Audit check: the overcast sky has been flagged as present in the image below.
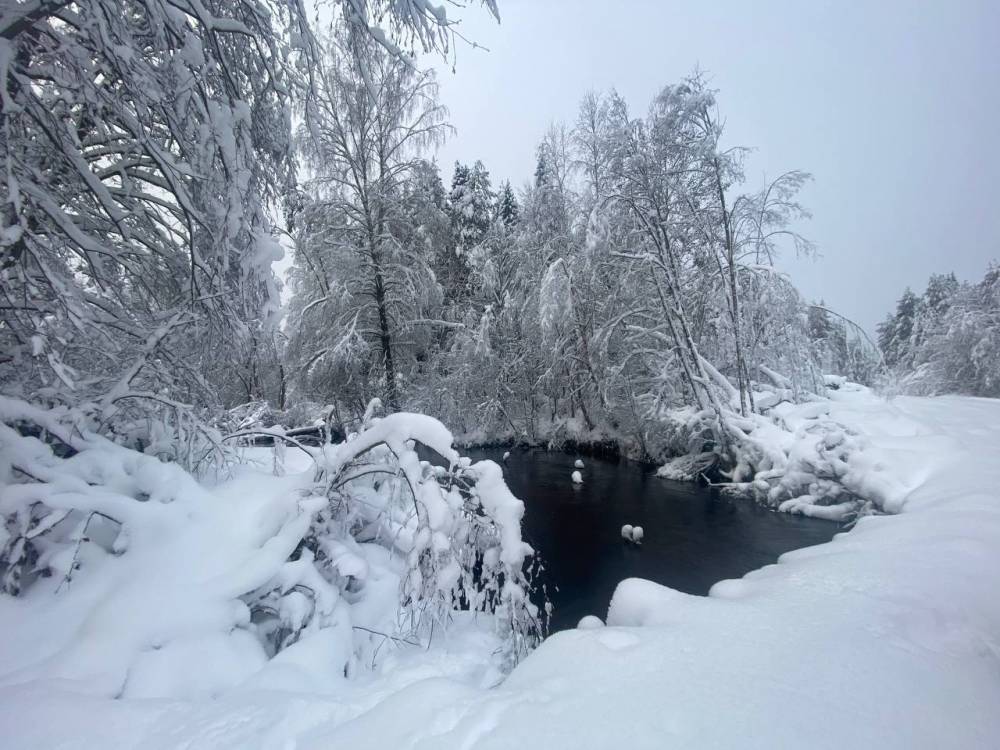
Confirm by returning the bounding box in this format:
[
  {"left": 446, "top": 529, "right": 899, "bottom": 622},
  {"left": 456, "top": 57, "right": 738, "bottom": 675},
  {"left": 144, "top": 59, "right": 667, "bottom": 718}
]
[{"left": 425, "top": 0, "right": 1000, "bottom": 332}]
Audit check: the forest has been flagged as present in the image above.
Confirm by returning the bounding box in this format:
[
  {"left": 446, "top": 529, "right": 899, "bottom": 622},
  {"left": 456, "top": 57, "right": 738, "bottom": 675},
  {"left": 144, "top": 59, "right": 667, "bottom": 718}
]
[
  {"left": 3, "top": 0, "right": 994, "bottom": 472},
  {"left": 0, "top": 1, "right": 886, "bottom": 466}
]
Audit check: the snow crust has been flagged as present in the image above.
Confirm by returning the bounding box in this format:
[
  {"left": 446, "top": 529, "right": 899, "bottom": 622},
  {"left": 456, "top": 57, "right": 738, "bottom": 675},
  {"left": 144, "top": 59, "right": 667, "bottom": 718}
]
[{"left": 3, "top": 389, "right": 1000, "bottom": 747}]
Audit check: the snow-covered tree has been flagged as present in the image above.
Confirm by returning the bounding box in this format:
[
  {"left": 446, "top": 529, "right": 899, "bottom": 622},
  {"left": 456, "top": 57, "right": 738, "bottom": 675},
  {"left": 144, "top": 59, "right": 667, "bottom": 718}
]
[
  {"left": 877, "top": 288, "right": 921, "bottom": 369},
  {"left": 378, "top": 74, "right": 836, "bottom": 464},
  {"left": 495, "top": 180, "right": 520, "bottom": 227},
  {"left": 288, "top": 25, "right": 447, "bottom": 412},
  {"left": 573, "top": 90, "right": 614, "bottom": 208},
  {"left": 0, "top": 0, "right": 496, "bottom": 451},
  {"left": 0, "top": 0, "right": 315, "bottom": 432},
  {"left": 883, "top": 267, "right": 1000, "bottom": 397},
  {"left": 450, "top": 160, "right": 494, "bottom": 255}
]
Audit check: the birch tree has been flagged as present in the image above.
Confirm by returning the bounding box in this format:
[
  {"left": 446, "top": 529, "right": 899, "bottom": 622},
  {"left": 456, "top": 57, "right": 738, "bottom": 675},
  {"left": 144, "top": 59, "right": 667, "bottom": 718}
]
[{"left": 289, "top": 25, "right": 447, "bottom": 411}]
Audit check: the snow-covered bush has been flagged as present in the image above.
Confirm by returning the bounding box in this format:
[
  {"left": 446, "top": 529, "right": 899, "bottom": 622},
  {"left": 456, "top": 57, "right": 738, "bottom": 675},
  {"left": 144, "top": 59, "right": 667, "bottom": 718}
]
[
  {"left": 654, "top": 379, "right": 888, "bottom": 521},
  {"left": 308, "top": 410, "right": 543, "bottom": 667},
  {"left": 717, "top": 383, "right": 885, "bottom": 520},
  {"left": 0, "top": 396, "right": 541, "bottom": 697}
]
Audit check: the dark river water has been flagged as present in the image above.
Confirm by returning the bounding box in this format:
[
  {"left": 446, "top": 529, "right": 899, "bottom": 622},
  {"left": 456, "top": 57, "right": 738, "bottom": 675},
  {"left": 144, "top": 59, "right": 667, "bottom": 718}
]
[{"left": 467, "top": 448, "right": 842, "bottom": 633}]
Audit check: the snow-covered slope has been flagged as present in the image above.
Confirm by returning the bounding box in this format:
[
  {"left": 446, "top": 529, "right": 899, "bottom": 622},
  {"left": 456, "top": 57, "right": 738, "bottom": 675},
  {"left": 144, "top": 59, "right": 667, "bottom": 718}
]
[{"left": 3, "top": 389, "right": 999, "bottom": 748}]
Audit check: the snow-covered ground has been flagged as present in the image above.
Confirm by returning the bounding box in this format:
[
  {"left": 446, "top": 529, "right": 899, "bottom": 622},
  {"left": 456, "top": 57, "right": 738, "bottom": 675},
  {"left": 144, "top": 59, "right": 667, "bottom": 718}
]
[{"left": 2, "top": 388, "right": 999, "bottom": 748}]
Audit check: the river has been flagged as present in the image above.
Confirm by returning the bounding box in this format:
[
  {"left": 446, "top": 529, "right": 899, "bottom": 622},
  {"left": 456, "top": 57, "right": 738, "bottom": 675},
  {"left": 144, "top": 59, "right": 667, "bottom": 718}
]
[{"left": 467, "top": 447, "right": 842, "bottom": 632}]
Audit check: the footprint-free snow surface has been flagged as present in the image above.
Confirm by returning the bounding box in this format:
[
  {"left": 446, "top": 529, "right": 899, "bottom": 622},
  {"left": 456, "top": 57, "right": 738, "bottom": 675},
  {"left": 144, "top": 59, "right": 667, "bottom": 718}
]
[{"left": 3, "top": 388, "right": 1000, "bottom": 748}]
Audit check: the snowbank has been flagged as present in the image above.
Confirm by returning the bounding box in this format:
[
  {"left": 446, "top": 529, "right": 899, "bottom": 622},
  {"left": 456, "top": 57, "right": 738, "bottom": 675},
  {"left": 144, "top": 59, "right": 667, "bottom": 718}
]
[
  {"left": 2, "top": 389, "right": 999, "bottom": 747},
  {"left": 658, "top": 382, "right": 929, "bottom": 520}
]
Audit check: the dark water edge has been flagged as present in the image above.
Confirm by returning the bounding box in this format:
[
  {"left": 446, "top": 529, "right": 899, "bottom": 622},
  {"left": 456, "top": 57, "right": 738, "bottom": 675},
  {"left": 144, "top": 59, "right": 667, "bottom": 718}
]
[
  {"left": 465, "top": 447, "right": 842, "bottom": 633},
  {"left": 459, "top": 436, "right": 627, "bottom": 461}
]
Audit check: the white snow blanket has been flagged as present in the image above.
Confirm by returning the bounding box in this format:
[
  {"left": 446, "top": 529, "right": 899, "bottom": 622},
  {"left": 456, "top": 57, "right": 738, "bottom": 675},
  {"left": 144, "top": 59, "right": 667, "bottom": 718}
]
[{"left": 2, "top": 388, "right": 999, "bottom": 748}]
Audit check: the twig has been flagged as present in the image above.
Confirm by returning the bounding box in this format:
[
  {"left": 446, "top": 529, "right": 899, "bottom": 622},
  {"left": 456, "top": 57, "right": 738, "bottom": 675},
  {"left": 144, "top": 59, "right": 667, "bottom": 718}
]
[
  {"left": 352, "top": 625, "right": 418, "bottom": 647},
  {"left": 221, "top": 430, "right": 317, "bottom": 459}
]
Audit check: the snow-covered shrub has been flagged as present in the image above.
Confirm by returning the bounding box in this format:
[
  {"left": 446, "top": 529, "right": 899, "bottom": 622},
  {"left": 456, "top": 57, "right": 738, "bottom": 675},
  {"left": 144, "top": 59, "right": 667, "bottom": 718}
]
[
  {"left": 0, "top": 396, "right": 542, "bottom": 697},
  {"left": 651, "top": 405, "right": 720, "bottom": 478},
  {"left": 226, "top": 401, "right": 281, "bottom": 432},
  {"left": 652, "top": 378, "right": 887, "bottom": 520},
  {"left": 12, "top": 390, "right": 235, "bottom": 478},
  {"left": 100, "top": 397, "right": 230, "bottom": 473},
  {"left": 0, "top": 396, "right": 204, "bottom": 599},
  {"left": 712, "top": 384, "right": 880, "bottom": 521},
  {"left": 311, "top": 411, "right": 543, "bottom": 667}
]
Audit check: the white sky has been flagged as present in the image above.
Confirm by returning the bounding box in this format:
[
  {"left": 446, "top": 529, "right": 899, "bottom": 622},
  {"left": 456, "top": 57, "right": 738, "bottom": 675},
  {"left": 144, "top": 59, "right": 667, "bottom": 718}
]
[{"left": 425, "top": 0, "right": 1000, "bottom": 332}]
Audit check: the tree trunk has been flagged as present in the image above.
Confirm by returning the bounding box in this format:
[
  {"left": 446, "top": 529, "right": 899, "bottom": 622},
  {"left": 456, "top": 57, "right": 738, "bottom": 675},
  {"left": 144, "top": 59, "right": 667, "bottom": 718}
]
[
  {"left": 714, "top": 158, "right": 749, "bottom": 416},
  {"left": 277, "top": 364, "right": 287, "bottom": 410},
  {"left": 372, "top": 270, "right": 398, "bottom": 411}
]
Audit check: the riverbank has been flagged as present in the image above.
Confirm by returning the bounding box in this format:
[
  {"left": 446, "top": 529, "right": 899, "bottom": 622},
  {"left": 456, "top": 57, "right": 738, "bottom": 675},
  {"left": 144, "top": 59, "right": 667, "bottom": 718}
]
[
  {"left": 455, "top": 422, "right": 632, "bottom": 462},
  {"left": 320, "top": 389, "right": 1000, "bottom": 749},
  {"left": 460, "top": 383, "right": 890, "bottom": 523}
]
